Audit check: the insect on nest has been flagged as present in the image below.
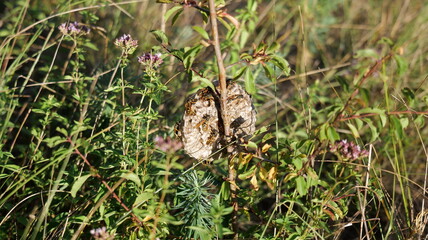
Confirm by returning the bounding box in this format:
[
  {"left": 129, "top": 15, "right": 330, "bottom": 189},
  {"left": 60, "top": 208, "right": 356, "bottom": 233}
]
[{"left": 176, "top": 80, "right": 256, "bottom": 160}]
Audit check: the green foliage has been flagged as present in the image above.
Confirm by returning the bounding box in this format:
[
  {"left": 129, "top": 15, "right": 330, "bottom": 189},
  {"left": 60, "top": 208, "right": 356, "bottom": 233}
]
[
  {"left": 1, "top": 0, "right": 428, "bottom": 239},
  {"left": 173, "top": 170, "right": 215, "bottom": 239}
]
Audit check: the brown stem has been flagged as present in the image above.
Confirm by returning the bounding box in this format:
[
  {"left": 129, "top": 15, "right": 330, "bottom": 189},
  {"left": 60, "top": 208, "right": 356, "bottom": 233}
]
[
  {"left": 208, "top": 1, "right": 238, "bottom": 238},
  {"left": 208, "top": 0, "right": 229, "bottom": 138}
]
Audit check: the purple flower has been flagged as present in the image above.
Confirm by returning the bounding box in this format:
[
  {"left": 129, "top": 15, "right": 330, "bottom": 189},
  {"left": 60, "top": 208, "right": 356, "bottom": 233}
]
[
  {"left": 90, "top": 226, "right": 113, "bottom": 240},
  {"left": 114, "top": 34, "right": 138, "bottom": 54},
  {"left": 329, "top": 140, "right": 368, "bottom": 160},
  {"left": 138, "top": 53, "right": 163, "bottom": 69},
  {"left": 58, "top": 22, "right": 90, "bottom": 36},
  {"left": 154, "top": 135, "right": 182, "bottom": 153}
]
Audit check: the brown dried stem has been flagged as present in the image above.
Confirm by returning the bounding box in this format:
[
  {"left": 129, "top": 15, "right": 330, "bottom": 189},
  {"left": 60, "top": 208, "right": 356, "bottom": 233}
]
[{"left": 208, "top": 0, "right": 238, "bottom": 238}]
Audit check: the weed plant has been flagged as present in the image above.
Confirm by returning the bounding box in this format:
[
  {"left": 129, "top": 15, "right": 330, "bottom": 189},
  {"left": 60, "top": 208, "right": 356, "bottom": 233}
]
[{"left": 0, "top": 0, "right": 428, "bottom": 239}]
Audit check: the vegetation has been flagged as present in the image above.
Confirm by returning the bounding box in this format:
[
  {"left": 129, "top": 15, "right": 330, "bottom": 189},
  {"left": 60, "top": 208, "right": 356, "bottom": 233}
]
[{"left": 1, "top": 0, "right": 428, "bottom": 239}]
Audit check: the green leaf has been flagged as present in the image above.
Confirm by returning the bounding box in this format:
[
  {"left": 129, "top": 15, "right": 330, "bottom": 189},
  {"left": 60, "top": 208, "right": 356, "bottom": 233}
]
[
  {"left": 354, "top": 49, "right": 378, "bottom": 59},
  {"left": 170, "top": 48, "right": 184, "bottom": 60},
  {"left": 240, "top": 53, "right": 252, "bottom": 61},
  {"left": 120, "top": 171, "right": 142, "bottom": 187},
  {"left": 414, "top": 116, "right": 425, "bottom": 130},
  {"left": 266, "top": 42, "right": 280, "bottom": 54},
  {"left": 400, "top": 117, "right": 409, "bottom": 129},
  {"left": 270, "top": 55, "right": 291, "bottom": 76},
  {"left": 379, "top": 37, "right": 394, "bottom": 46},
  {"left": 245, "top": 68, "right": 256, "bottom": 95},
  {"left": 253, "top": 126, "right": 268, "bottom": 136},
  {"left": 390, "top": 116, "right": 405, "bottom": 138},
  {"left": 356, "top": 107, "right": 387, "bottom": 127},
  {"left": 0, "top": 174, "right": 10, "bottom": 179},
  {"left": 70, "top": 174, "right": 91, "bottom": 198},
  {"left": 134, "top": 192, "right": 154, "bottom": 206},
  {"left": 0, "top": 150, "right": 14, "bottom": 159},
  {"left": 233, "top": 66, "right": 247, "bottom": 80},
  {"left": 393, "top": 54, "right": 408, "bottom": 76},
  {"left": 150, "top": 30, "right": 169, "bottom": 45},
  {"left": 44, "top": 136, "right": 65, "bottom": 148},
  {"left": 238, "top": 165, "right": 256, "bottom": 180},
  {"left": 243, "top": 141, "right": 258, "bottom": 149},
  {"left": 335, "top": 76, "right": 349, "bottom": 92},
  {"left": 164, "top": 5, "right": 183, "bottom": 22},
  {"left": 192, "top": 26, "right": 209, "bottom": 40},
  {"left": 401, "top": 87, "right": 415, "bottom": 102},
  {"left": 183, "top": 45, "right": 203, "bottom": 69},
  {"left": 191, "top": 75, "right": 215, "bottom": 91},
  {"left": 56, "top": 127, "right": 68, "bottom": 136},
  {"left": 327, "top": 127, "right": 340, "bottom": 141},
  {"left": 295, "top": 176, "right": 307, "bottom": 196},
  {"left": 365, "top": 119, "right": 379, "bottom": 142},
  {"left": 172, "top": 9, "right": 184, "bottom": 26},
  {"left": 360, "top": 87, "right": 370, "bottom": 105},
  {"left": 220, "top": 181, "right": 230, "bottom": 201},
  {"left": 319, "top": 123, "right": 328, "bottom": 141},
  {"left": 346, "top": 123, "right": 360, "bottom": 138},
  {"left": 83, "top": 42, "right": 98, "bottom": 51},
  {"left": 292, "top": 157, "right": 303, "bottom": 170},
  {"left": 32, "top": 109, "right": 45, "bottom": 114},
  {"left": 262, "top": 64, "right": 275, "bottom": 81},
  {"left": 1, "top": 164, "right": 21, "bottom": 172},
  {"left": 218, "top": 16, "right": 232, "bottom": 31}
]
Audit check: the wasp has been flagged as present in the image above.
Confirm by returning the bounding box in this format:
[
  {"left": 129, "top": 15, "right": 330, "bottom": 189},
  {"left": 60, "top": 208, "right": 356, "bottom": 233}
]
[
  {"left": 195, "top": 114, "right": 211, "bottom": 132},
  {"left": 197, "top": 89, "right": 215, "bottom": 106},
  {"left": 206, "top": 128, "right": 218, "bottom": 145},
  {"left": 184, "top": 97, "right": 197, "bottom": 116},
  {"left": 174, "top": 121, "right": 182, "bottom": 139},
  {"left": 227, "top": 94, "right": 244, "bottom": 103}
]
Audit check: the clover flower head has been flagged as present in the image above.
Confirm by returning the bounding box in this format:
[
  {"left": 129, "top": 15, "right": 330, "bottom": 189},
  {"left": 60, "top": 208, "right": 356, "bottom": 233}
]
[
  {"left": 58, "top": 21, "right": 90, "bottom": 36},
  {"left": 154, "top": 135, "right": 182, "bottom": 153},
  {"left": 138, "top": 52, "right": 163, "bottom": 69},
  {"left": 329, "top": 139, "right": 368, "bottom": 160},
  {"left": 114, "top": 34, "right": 138, "bottom": 54}
]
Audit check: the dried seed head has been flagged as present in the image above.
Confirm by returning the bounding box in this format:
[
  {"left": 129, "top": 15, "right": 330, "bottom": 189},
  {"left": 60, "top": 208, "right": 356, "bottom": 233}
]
[{"left": 178, "top": 81, "right": 256, "bottom": 160}]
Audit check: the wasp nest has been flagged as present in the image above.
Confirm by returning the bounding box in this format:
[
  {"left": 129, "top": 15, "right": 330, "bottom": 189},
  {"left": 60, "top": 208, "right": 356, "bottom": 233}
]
[{"left": 177, "top": 81, "right": 256, "bottom": 160}]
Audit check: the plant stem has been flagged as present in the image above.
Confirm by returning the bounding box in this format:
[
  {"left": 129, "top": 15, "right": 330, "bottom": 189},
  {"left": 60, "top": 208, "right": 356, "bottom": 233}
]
[
  {"left": 208, "top": 0, "right": 229, "bottom": 138},
  {"left": 208, "top": 0, "right": 238, "bottom": 238}
]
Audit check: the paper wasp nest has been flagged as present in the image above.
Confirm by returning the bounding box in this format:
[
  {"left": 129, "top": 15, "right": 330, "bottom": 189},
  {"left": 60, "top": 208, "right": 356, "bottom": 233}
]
[{"left": 177, "top": 81, "right": 256, "bottom": 160}]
